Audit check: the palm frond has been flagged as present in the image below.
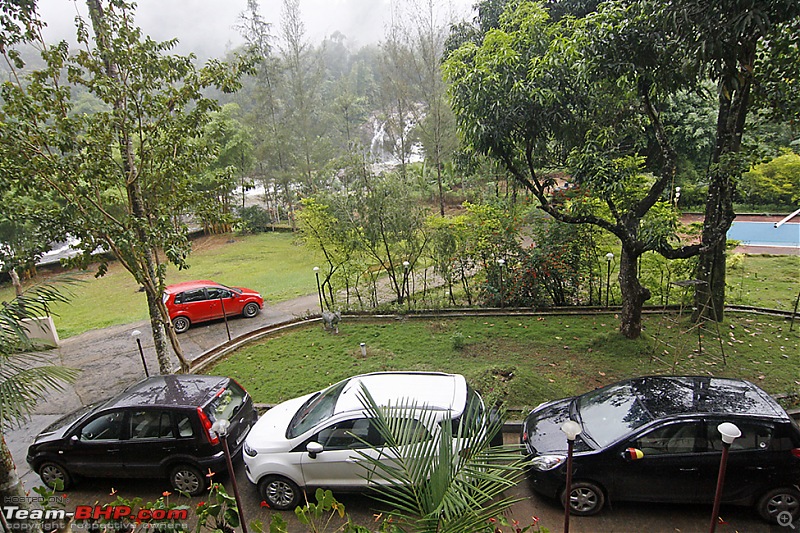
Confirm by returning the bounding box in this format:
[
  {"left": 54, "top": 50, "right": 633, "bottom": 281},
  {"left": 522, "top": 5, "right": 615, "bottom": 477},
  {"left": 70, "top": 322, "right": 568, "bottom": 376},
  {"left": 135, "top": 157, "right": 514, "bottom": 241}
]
[
  {"left": 0, "top": 279, "right": 78, "bottom": 351},
  {"left": 353, "top": 385, "right": 530, "bottom": 533},
  {"left": 0, "top": 280, "right": 81, "bottom": 429}
]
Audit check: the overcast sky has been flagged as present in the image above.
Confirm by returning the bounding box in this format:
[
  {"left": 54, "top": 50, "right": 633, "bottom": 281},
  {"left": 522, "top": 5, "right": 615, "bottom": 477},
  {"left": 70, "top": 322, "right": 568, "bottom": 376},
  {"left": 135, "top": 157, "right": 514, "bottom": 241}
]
[{"left": 36, "top": 0, "right": 474, "bottom": 59}]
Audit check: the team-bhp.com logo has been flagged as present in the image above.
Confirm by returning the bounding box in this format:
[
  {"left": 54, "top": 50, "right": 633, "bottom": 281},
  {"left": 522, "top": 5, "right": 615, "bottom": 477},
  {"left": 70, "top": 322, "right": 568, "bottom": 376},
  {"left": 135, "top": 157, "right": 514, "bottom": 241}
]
[{"left": 3, "top": 505, "right": 189, "bottom": 527}]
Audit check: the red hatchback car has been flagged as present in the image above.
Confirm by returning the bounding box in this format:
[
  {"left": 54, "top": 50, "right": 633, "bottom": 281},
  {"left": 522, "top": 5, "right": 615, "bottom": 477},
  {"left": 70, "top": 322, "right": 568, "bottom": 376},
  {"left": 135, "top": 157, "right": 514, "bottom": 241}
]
[{"left": 163, "top": 280, "right": 263, "bottom": 333}]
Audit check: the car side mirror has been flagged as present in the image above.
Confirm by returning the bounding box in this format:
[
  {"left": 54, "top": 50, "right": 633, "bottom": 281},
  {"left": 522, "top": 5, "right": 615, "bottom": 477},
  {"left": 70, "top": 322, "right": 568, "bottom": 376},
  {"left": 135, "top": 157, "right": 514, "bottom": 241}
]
[
  {"left": 621, "top": 447, "right": 644, "bottom": 461},
  {"left": 70, "top": 435, "right": 79, "bottom": 444},
  {"left": 307, "top": 441, "right": 324, "bottom": 459}
]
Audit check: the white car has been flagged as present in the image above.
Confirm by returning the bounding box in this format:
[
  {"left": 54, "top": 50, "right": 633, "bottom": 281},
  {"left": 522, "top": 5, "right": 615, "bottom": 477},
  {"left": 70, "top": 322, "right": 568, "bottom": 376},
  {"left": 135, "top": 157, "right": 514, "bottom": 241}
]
[{"left": 243, "top": 371, "right": 488, "bottom": 509}]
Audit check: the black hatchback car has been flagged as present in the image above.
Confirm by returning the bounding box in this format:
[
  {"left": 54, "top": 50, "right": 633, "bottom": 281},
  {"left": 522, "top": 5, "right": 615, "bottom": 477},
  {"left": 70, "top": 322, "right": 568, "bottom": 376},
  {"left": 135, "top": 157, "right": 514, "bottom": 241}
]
[
  {"left": 521, "top": 376, "right": 800, "bottom": 523},
  {"left": 27, "top": 375, "right": 257, "bottom": 495}
]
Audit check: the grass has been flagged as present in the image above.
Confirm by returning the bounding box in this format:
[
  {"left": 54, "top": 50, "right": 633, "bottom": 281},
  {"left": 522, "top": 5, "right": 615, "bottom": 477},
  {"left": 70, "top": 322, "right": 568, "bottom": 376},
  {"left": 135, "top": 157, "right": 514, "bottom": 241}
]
[
  {"left": 205, "top": 314, "right": 800, "bottom": 412},
  {"left": 0, "top": 233, "right": 320, "bottom": 338},
  {"left": 726, "top": 254, "right": 800, "bottom": 310}
]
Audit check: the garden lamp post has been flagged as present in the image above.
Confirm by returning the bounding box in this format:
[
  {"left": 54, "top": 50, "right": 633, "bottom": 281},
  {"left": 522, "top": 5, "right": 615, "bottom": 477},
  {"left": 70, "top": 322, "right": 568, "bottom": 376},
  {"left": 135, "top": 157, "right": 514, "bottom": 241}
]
[
  {"left": 709, "top": 422, "right": 741, "bottom": 533},
  {"left": 130, "top": 330, "right": 149, "bottom": 377},
  {"left": 561, "top": 420, "right": 582, "bottom": 533},
  {"left": 210, "top": 419, "right": 248, "bottom": 533},
  {"left": 605, "top": 252, "right": 614, "bottom": 307},
  {"left": 313, "top": 266, "right": 324, "bottom": 314},
  {"left": 497, "top": 258, "right": 506, "bottom": 308},
  {"left": 675, "top": 186, "right": 681, "bottom": 207}
]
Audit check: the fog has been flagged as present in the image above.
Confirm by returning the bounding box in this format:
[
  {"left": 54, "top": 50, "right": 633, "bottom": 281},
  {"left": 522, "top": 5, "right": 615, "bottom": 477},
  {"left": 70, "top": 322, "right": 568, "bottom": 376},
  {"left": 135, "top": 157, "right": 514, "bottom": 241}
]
[{"left": 36, "top": 0, "right": 474, "bottom": 59}]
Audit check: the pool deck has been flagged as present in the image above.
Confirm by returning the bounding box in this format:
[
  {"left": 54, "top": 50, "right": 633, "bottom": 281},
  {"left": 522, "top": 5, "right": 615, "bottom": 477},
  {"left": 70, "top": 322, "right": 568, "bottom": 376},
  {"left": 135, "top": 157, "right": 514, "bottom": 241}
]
[{"left": 681, "top": 213, "right": 799, "bottom": 256}]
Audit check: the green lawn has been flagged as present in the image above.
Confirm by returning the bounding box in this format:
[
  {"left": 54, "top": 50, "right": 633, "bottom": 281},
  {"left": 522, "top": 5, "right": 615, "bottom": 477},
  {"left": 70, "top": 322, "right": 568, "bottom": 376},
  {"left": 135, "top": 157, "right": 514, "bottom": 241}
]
[
  {"left": 0, "top": 233, "right": 320, "bottom": 338},
  {"left": 205, "top": 314, "right": 800, "bottom": 412},
  {"left": 727, "top": 254, "right": 800, "bottom": 310}
]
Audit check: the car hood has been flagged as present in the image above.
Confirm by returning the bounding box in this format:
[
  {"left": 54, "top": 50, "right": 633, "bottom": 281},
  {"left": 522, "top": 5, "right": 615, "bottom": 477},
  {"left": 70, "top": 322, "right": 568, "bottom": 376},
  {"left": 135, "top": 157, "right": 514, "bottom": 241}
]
[
  {"left": 31, "top": 402, "right": 99, "bottom": 445},
  {"left": 245, "top": 393, "right": 314, "bottom": 452},
  {"left": 234, "top": 287, "right": 262, "bottom": 298},
  {"left": 523, "top": 398, "right": 592, "bottom": 455}
]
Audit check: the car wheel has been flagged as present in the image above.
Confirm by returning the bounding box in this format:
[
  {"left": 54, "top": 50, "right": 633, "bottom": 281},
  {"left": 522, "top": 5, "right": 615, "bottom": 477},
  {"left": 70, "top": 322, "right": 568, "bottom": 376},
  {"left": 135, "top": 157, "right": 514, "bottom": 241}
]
[
  {"left": 38, "top": 462, "right": 71, "bottom": 491},
  {"left": 172, "top": 316, "right": 191, "bottom": 334},
  {"left": 757, "top": 487, "right": 800, "bottom": 524},
  {"left": 259, "top": 476, "right": 301, "bottom": 511},
  {"left": 170, "top": 465, "right": 206, "bottom": 496},
  {"left": 242, "top": 302, "right": 260, "bottom": 318},
  {"left": 561, "top": 481, "right": 605, "bottom": 516}
]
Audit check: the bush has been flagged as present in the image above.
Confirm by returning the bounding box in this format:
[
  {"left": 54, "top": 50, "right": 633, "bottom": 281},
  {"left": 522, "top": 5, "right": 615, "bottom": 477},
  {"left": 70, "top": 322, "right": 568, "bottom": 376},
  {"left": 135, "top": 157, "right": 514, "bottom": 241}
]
[{"left": 237, "top": 205, "right": 272, "bottom": 234}]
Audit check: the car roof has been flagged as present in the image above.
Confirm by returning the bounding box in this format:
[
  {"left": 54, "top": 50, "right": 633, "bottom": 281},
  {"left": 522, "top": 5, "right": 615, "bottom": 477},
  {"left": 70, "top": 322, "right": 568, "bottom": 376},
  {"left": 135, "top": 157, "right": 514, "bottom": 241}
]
[
  {"left": 623, "top": 376, "right": 788, "bottom": 420},
  {"left": 164, "top": 280, "right": 219, "bottom": 293},
  {"left": 105, "top": 375, "right": 229, "bottom": 409},
  {"left": 333, "top": 371, "right": 467, "bottom": 417}
]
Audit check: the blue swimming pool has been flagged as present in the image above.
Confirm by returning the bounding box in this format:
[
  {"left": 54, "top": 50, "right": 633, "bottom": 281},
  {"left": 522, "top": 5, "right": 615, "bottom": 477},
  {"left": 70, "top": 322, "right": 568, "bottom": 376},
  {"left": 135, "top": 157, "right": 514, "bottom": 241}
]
[{"left": 727, "top": 221, "right": 800, "bottom": 247}]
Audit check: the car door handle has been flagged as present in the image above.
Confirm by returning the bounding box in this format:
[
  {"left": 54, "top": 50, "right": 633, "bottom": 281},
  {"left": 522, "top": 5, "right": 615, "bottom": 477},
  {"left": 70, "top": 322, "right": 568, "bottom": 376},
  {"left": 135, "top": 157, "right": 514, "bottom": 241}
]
[
  {"left": 679, "top": 467, "right": 698, "bottom": 472},
  {"left": 107, "top": 449, "right": 121, "bottom": 454}
]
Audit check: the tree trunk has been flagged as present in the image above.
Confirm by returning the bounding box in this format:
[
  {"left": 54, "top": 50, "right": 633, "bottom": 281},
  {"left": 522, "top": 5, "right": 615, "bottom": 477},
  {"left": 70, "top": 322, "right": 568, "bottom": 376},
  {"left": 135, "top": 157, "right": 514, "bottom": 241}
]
[
  {"left": 695, "top": 48, "right": 753, "bottom": 322},
  {"left": 0, "top": 433, "right": 42, "bottom": 533},
  {"left": 618, "top": 247, "right": 650, "bottom": 339},
  {"left": 695, "top": 172, "right": 732, "bottom": 322},
  {"left": 9, "top": 269, "right": 23, "bottom": 298}
]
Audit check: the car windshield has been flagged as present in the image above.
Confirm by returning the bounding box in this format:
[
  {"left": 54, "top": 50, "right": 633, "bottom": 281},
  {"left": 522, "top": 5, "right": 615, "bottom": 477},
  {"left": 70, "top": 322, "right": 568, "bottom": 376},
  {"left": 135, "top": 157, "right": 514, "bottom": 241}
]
[
  {"left": 286, "top": 380, "right": 349, "bottom": 439},
  {"left": 576, "top": 383, "right": 653, "bottom": 448},
  {"left": 220, "top": 284, "right": 242, "bottom": 295}
]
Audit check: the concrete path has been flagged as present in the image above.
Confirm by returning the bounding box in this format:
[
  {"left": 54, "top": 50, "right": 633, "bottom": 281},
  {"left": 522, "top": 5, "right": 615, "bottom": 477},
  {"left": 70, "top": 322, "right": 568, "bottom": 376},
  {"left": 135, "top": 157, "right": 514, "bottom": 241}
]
[{"left": 7, "top": 292, "right": 324, "bottom": 491}]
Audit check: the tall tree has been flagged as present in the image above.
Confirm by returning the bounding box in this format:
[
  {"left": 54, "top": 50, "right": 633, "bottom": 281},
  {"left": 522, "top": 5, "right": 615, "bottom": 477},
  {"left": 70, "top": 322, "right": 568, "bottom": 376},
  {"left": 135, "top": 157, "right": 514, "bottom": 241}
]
[
  {"left": 0, "top": 0, "right": 248, "bottom": 372},
  {"left": 445, "top": 2, "right": 696, "bottom": 338},
  {"left": 279, "top": 0, "right": 327, "bottom": 193},
  {"left": 405, "top": 0, "right": 459, "bottom": 216},
  {"left": 658, "top": 0, "right": 800, "bottom": 320}
]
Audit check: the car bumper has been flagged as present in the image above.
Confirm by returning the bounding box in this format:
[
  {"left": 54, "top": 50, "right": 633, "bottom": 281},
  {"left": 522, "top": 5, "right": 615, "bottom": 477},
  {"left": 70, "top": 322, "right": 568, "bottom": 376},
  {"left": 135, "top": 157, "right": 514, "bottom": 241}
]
[{"left": 526, "top": 467, "right": 566, "bottom": 500}]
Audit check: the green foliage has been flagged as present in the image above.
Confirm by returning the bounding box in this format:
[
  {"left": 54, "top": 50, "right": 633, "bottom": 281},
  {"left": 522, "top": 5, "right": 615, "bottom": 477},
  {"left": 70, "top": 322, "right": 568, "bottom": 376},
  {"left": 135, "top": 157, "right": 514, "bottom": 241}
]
[
  {"left": 0, "top": 283, "right": 79, "bottom": 430},
  {"left": 237, "top": 206, "right": 274, "bottom": 234},
  {"left": 738, "top": 150, "right": 800, "bottom": 206},
  {"left": 293, "top": 488, "right": 370, "bottom": 533},
  {"left": 195, "top": 482, "right": 240, "bottom": 533},
  {"left": 501, "top": 220, "right": 589, "bottom": 307},
  {"left": 353, "top": 386, "right": 528, "bottom": 533},
  {"left": 450, "top": 331, "right": 465, "bottom": 351}
]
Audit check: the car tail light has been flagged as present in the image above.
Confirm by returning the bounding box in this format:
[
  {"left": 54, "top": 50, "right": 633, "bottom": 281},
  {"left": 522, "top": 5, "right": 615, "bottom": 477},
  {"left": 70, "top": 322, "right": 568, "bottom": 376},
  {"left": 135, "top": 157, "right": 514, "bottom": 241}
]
[
  {"left": 197, "top": 407, "right": 219, "bottom": 445},
  {"left": 791, "top": 448, "right": 800, "bottom": 459}
]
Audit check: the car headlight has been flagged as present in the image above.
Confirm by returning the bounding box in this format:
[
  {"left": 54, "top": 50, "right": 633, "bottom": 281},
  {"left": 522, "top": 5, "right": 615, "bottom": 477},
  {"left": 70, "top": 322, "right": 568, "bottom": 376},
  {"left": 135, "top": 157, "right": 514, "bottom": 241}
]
[
  {"left": 530, "top": 454, "right": 566, "bottom": 471},
  {"left": 243, "top": 441, "right": 257, "bottom": 457}
]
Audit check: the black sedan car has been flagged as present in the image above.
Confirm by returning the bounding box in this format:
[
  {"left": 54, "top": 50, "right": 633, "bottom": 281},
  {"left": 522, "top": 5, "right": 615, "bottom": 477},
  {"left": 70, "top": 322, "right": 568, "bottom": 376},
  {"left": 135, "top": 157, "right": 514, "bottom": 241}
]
[
  {"left": 27, "top": 375, "right": 257, "bottom": 495},
  {"left": 521, "top": 376, "right": 800, "bottom": 523}
]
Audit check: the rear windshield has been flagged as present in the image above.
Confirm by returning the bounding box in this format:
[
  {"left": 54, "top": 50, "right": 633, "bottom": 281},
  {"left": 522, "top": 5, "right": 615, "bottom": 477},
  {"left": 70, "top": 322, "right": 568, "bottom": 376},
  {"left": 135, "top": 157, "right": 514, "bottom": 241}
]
[
  {"left": 205, "top": 380, "right": 247, "bottom": 422},
  {"left": 287, "top": 380, "right": 348, "bottom": 439}
]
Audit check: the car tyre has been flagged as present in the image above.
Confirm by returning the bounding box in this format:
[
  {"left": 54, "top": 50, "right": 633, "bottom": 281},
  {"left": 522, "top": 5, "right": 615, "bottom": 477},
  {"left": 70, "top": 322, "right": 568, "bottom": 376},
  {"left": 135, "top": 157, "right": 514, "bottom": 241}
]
[
  {"left": 259, "top": 476, "right": 301, "bottom": 511},
  {"left": 757, "top": 487, "right": 800, "bottom": 524},
  {"left": 242, "top": 302, "right": 260, "bottom": 318},
  {"left": 172, "top": 316, "right": 191, "bottom": 334},
  {"left": 561, "top": 480, "right": 605, "bottom": 516},
  {"left": 38, "top": 461, "right": 71, "bottom": 491},
  {"left": 170, "top": 464, "right": 206, "bottom": 496}
]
